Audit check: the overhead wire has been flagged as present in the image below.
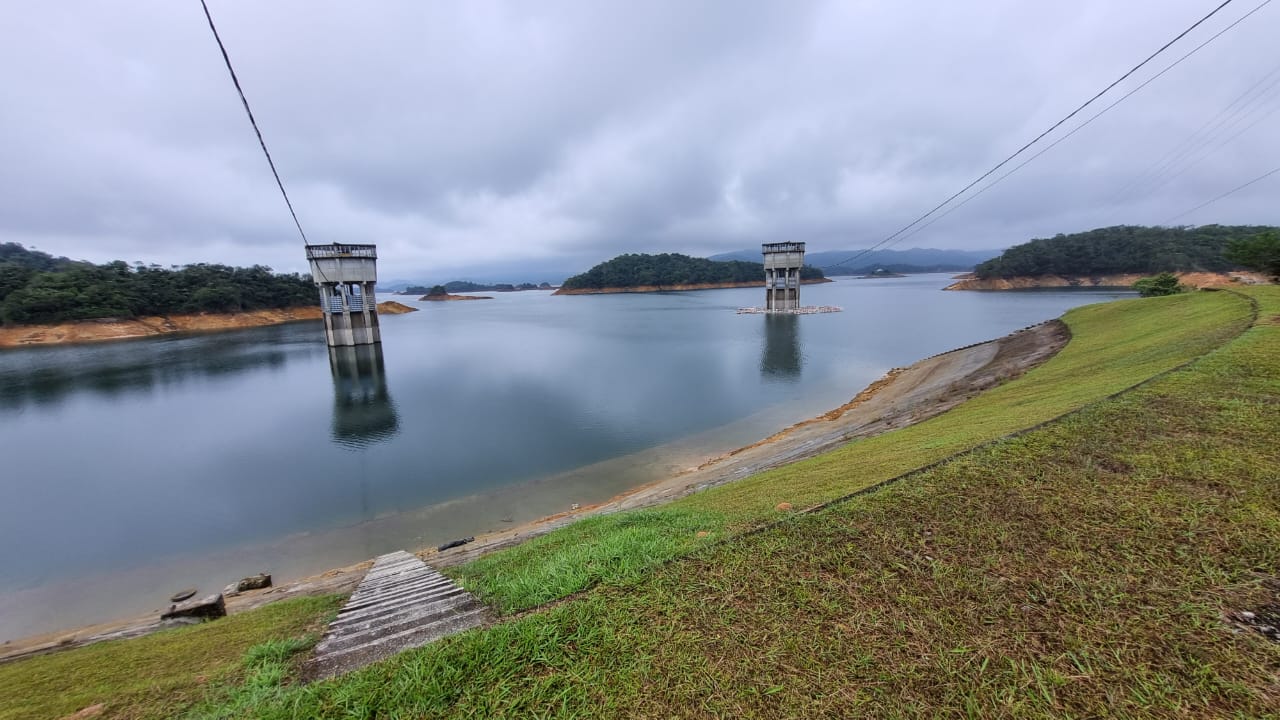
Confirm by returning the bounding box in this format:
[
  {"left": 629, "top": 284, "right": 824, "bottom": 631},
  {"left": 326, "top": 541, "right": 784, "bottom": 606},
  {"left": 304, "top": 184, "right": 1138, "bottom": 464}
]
[
  {"left": 889, "top": 0, "right": 1272, "bottom": 248},
  {"left": 1164, "top": 164, "right": 1280, "bottom": 223},
  {"left": 825, "top": 0, "right": 1240, "bottom": 270},
  {"left": 199, "top": 0, "right": 311, "bottom": 247},
  {"left": 1126, "top": 75, "right": 1280, "bottom": 199},
  {"left": 1109, "top": 54, "right": 1280, "bottom": 206}
]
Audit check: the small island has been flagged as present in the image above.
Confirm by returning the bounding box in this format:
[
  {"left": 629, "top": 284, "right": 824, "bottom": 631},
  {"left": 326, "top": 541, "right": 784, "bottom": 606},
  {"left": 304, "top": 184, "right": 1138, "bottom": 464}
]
[
  {"left": 419, "top": 285, "right": 492, "bottom": 301},
  {"left": 553, "top": 252, "right": 829, "bottom": 295},
  {"left": 856, "top": 268, "right": 907, "bottom": 279},
  {"left": 402, "top": 281, "right": 553, "bottom": 294}
]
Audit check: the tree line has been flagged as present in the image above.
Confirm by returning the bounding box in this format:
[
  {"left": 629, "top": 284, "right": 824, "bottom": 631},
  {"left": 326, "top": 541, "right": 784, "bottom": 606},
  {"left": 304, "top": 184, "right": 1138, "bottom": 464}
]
[
  {"left": 0, "top": 242, "right": 317, "bottom": 326},
  {"left": 561, "top": 253, "right": 824, "bottom": 290},
  {"left": 974, "top": 225, "right": 1278, "bottom": 279}
]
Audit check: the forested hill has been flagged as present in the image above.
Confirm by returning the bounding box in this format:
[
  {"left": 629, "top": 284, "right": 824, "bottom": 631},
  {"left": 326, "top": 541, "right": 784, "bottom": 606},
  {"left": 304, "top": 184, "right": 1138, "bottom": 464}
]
[
  {"left": 0, "top": 242, "right": 316, "bottom": 326},
  {"left": 560, "top": 253, "right": 824, "bottom": 290},
  {"left": 974, "top": 225, "right": 1276, "bottom": 279}
]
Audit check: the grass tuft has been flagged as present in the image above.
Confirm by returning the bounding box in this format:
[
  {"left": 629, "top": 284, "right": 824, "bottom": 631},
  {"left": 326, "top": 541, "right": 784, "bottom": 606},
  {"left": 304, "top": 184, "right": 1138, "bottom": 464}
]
[
  {"left": 0, "top": 595, "right": 340, "bottom": 720},
  {"left": 182, "top": 636, "right": 319, "bottom": 720},
  {"left": 454, "top": 508, "right": 726, "bottom": 612}
]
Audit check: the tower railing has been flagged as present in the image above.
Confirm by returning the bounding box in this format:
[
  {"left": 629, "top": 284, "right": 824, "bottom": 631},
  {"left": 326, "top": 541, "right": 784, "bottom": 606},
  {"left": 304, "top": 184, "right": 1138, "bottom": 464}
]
[
  {"left": 762, "top": 241, "right": 805, "bottom": 254},
  {"left": 306, "top": 244, "right": 378, "bottom": 260}
]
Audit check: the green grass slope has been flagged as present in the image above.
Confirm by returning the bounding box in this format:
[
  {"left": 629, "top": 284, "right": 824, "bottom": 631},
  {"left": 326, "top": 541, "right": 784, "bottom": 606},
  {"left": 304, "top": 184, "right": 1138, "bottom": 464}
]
[
  {"left": 454, "top": 290, "right": 1254, "bottom": 613},
  {"left": 219, "top": 291, "right": 1278, "bottom": 718},
  {"left": 0, "top": 596, "right": 340, "bottom": 720}
]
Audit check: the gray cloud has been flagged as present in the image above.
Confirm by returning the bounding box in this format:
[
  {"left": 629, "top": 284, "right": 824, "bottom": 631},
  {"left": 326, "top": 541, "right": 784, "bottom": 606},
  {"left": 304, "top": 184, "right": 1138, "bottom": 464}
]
[{"left": 1, "top": 1, "right": 1276, "bottom": 281}]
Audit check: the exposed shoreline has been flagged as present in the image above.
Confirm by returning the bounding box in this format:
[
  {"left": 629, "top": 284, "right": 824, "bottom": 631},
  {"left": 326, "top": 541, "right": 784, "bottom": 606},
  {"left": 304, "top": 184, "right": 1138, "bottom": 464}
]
[
  {"left": 0, "top": 317, "right": 1068, "bottom": 663},
  {"left": 0, "top": 301, "right": 418, "bottom": 349},
  {"left": 552, "top": 277, "right": 833, "bottom": 295},
  {"left": 944, "top": 270, "right": 1269, "bottom": 291}
]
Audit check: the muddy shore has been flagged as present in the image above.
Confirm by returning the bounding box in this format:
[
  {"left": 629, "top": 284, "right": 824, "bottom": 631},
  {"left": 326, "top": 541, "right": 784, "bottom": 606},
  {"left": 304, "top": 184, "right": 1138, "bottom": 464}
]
[
  {"left": 0, "top": 319, "right": 1067, "bottom": 663},
  {"left": 0, "top": 301, "right": 418, "bottom": 349}
]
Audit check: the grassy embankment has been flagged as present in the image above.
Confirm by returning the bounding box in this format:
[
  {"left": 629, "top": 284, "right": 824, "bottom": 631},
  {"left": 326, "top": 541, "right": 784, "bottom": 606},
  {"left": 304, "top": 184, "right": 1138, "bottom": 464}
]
[
  {"left": 451, "top": 290, "right": 1255, "bottom": 612},
  {"left": 3, "top": 289, "right": 1275, "bottom": 718},
  {"left": 0, "top": 596, "right": 340, "bottom": 720}
]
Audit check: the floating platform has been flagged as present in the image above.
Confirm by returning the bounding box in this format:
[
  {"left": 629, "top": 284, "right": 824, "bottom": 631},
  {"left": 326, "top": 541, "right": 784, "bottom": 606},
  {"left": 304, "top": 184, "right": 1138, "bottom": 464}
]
[
  {"left": 736, "top": 306, "right": 843, "bottom": 315},
  {"left": 305, "top": 550, "right": 489, "bottom": 680}
]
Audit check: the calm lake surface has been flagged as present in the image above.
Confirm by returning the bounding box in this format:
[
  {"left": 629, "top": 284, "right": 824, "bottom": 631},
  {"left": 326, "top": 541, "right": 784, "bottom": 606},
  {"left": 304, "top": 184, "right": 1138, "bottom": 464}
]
[{"left": 0, "top": 275, "right": 1131, "bottom": 639}]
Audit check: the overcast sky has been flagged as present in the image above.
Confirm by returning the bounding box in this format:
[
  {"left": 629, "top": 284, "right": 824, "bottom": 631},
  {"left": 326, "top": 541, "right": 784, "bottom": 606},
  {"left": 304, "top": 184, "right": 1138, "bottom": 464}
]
[{"left": 2, "top": 1, "right": 1276, "bottom": 281}]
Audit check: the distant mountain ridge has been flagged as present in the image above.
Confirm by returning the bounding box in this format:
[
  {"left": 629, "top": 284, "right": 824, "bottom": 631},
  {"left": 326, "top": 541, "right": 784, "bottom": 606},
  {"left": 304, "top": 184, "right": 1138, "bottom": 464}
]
[{"left": 708, "top": 247, "right": 1000, "bottom": 274}]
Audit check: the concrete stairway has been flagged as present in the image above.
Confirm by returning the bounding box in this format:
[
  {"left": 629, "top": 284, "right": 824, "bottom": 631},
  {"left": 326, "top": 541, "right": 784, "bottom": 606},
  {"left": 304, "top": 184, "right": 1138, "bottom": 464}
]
[{"left": 306, "top": 550, "right": 490, "bottom": 680}]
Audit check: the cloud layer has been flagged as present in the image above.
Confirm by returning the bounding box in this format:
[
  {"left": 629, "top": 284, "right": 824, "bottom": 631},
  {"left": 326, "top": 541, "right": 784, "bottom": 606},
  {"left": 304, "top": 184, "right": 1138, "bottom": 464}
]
[{"left": 2, "top": 1, "right": 1276, "bottom": 281}]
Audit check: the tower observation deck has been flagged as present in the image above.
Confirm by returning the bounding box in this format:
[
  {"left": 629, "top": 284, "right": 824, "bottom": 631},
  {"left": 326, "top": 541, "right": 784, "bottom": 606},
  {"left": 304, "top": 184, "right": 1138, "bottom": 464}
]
[
  {"left": 306, "top": 244, "right": 381, "bottom": 347},
  {"left": 762, "top": 241, "right": 804, "bottom": 311}
]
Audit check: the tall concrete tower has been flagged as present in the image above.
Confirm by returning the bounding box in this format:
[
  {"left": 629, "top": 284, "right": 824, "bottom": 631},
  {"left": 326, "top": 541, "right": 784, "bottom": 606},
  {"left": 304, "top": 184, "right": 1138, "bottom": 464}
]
[
  {"left": 306, "top": 243, "right": 381, "bottom": 347},
  {"left": 762, "top": 241, "right": 805, "bottom": 311}
]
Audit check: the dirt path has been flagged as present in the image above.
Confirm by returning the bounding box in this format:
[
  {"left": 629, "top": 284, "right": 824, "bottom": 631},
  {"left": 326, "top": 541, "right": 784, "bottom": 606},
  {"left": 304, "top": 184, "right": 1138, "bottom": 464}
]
[{"left": 0, "top": 320, "right": 1067, "bottom": 663}]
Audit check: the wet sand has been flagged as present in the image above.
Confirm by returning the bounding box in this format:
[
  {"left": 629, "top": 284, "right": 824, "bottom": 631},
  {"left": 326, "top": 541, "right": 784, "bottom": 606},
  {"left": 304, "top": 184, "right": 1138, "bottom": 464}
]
[{"left": 0, "top": 320, "right": 1067, "bottom": 663}]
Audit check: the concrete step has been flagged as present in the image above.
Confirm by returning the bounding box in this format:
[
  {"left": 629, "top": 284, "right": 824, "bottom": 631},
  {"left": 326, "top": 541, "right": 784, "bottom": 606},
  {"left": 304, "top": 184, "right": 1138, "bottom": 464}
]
[
  {"left": 344, "top": 572, "right": 457, "bottom": 606},
  {"left": 342, "top": 576, "right": 459, "bottom": 613},
  {"left": 332, "top": 583, "right": 472, "bottom": 627},
  {"left": 305, "top": 550, "right": 491, "bottom": 680},
  {"left": 334, "top": 585, "right": 470, "bottom": 627},
  {"left": 317, "top": 599, "right": 483, "bottom": 656}
]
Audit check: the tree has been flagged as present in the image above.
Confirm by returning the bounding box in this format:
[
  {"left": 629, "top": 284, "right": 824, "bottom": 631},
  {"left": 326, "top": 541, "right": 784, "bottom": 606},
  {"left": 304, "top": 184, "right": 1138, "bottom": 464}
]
[
  {"left": 0, "top": 262, "right": 35, "bottom": 303},
  {"left": 1225, "top": 231, "right": 1280, "bottom": 280},
  {"left": 425, "top": 285, "right": 448, "bottom": 297},
  {"left": 190, "top": 285, "right": 244, "bottom": 312},
  {"left": 1132, "top": 272, "right": 1183, "bottom": 297}
]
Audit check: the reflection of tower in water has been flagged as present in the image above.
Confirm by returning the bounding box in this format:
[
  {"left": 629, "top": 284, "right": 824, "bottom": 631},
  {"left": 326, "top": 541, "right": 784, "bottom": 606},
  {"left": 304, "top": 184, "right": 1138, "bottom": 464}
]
[
  {"left": 329, "top": 345, "right": 400, "bottom": 449},
  {"left": 760, "top": 314, "right": 802, "bottom": 380}
]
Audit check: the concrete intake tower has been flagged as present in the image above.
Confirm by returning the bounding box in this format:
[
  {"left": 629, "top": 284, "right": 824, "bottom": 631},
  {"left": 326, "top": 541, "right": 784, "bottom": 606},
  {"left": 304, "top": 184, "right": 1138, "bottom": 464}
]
[
  {"left": 763, "top": 241, "right": 805, "bottom": 311},
  {"left": 307, "top": 243, "right": 381, "bottom": 347}
]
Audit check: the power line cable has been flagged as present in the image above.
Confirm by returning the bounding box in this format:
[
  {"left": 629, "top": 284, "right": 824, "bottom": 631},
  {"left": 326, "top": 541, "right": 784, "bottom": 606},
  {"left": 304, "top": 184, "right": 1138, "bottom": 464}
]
[
  {"left": 891, "top": 0, "right": 1270, "bottom": 247},
  {"left": 1111, "top": 57, "right": 1280, "bottom": 204},
  {"left": 199, "top": 0, "right": 310, "bottom": 247},
  {"left": 1134, "top": 76, "right": 1280, "bottom": 197},
  {"left": 826, "top": 0, "right": 1239, "bottom": 270},
  {"left": 1164, "top": 164, "right": 1280, "bottom": 223},
  {"left": 1111, "top": 53, "right": 1280, "bottom": 198}
]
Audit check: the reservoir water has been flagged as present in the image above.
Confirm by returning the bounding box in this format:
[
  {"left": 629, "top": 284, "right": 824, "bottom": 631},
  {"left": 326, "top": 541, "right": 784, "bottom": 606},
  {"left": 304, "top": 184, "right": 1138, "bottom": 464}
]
[{"left": 0, "top": 275, "right": 1130, "bottom": 640}]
